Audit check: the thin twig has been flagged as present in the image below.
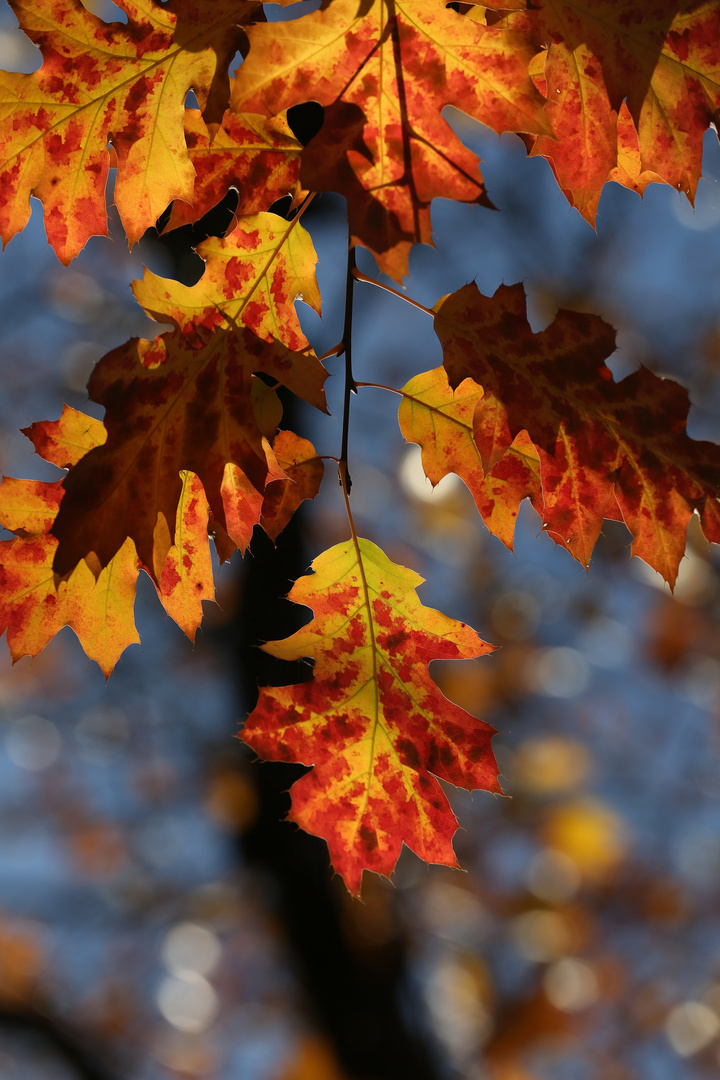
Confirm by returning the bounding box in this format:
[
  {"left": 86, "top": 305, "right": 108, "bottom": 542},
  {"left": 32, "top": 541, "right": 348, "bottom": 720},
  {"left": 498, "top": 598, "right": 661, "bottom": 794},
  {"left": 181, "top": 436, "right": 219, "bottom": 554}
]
[
  {"left": 355, "top": 381, "right": 401, "bottom": 395},
  {"left": 352, "top": 268, "right": 434, "bottom": 315}
]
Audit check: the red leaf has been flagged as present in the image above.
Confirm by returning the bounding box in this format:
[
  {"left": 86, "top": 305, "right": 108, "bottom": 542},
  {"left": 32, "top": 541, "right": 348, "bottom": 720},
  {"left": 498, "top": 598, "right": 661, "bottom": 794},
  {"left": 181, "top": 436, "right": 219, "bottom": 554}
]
[
  {"left": 242, "top": 537, "right": 499, "bottom": 895},
  {"left": 435, "top": 282, "right": 720, "bottom": 584}
]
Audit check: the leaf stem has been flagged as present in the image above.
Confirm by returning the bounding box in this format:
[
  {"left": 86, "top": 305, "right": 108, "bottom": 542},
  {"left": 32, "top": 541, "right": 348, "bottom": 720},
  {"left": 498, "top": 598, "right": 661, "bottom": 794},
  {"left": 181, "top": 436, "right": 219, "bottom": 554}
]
[
  {"left": 355, "top": 381, "right": 401, "bottom": 395},
  {"left": 352, "top": 268, "right": 434, "bottom": 316},
  {"left": 338, "top": 244, "right": 358, "bottom": 493},
  {"left": 292, "top": 191, "right": 316, "bottom": 221},
  {"left": 338, "top": 444, "right": 381, "bottom": 826},
  {"left": 318, "top": 343, "right": 344, "bottom": 363}
]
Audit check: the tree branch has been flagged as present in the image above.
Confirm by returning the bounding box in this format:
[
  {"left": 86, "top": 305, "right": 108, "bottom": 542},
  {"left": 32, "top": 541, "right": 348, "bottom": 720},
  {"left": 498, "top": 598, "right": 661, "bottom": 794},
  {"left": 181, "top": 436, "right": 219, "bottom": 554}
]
[{"left": 339, "top": 244, "right": 358, "bottom": 493}]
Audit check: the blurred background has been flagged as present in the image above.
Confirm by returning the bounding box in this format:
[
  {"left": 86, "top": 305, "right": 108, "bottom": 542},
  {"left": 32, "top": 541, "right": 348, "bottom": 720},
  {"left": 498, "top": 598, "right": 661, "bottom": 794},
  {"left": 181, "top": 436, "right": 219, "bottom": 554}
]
[{"left": 2, "top": 2, "right": 720, "bottom": 1079}]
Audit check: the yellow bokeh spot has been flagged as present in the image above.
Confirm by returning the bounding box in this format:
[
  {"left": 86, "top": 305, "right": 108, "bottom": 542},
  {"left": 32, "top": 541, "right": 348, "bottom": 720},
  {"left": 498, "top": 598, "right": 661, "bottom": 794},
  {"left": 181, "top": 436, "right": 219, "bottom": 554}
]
[
  {"left": 511, "top": 737, "right": 591, "bottom": 795},
  {"left": 542, "top": 799, "right": 628, "bottom": 880}
]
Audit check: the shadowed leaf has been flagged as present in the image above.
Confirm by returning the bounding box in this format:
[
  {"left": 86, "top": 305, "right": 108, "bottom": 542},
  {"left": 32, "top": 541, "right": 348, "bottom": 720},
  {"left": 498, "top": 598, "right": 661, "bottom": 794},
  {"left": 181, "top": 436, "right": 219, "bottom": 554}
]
[
  {"left": 52, "top": 216, "right": 328, "bottom": 578},
  {"left": 260, "top": 429, "right": 324, "bottom": 542},
  {"left": 51, "top": 326, "right": 325, "bottom": 579},
  {"left": 436, "top": 281, "right": 720, "bottom": 585}
]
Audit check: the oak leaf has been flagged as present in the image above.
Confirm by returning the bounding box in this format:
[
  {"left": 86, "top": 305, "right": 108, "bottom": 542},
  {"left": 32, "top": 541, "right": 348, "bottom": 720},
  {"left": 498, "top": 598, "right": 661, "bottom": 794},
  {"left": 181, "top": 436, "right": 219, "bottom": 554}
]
[
  {"left": 498, "top": 0, "right": 720, "bottom": 219},
  {"left": 241, "top": 538, "right": 499, "bottom": 895},
  {"left": 259, "top": 430, "right": 324, "bottom": 543},
  {"left": 51, "top": 327, "right": 318, "bottom": 579},
  {"left": 0, "top": 407, "right": 215, "bottom": 674},
  {"left": 435, "top": 282, "right": 720, "bottom": 585},
  {"left": 52, "top": 215, "right": 328, "bottom": 579},
  {"left": 231, "top": 0, "right": 550, "bottom": 280},
  {"left": 0, "top": 0, "right": 260, "bottom": 262},
  {"left": 578, "top": 102, "right": 665, "bottom": 224},
  {"left": 398, "top": 366, "right": 542, "bottom": 549},
  {"left": 157, "top": 471, "right": 215, "bottom": 641},
  {"left": 134, "top": 211, "right": 321, "bottom": 353},
  {"left": 163, "top": 108, "right": 302, "bottom": 233}
]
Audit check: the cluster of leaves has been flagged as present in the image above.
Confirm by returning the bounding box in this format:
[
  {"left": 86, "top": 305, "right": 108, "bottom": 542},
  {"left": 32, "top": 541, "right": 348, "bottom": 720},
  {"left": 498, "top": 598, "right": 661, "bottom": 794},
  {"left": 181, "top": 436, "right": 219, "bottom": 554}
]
[{"left": 0, "top": 0, "right": 719, "bottom": 893}]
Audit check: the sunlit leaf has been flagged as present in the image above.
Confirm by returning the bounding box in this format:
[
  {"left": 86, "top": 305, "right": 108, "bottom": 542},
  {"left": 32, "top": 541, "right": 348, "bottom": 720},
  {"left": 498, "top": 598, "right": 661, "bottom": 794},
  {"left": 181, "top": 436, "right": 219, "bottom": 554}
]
[{"left": 242, "top": 537, "right": 499, "bottom": 894}]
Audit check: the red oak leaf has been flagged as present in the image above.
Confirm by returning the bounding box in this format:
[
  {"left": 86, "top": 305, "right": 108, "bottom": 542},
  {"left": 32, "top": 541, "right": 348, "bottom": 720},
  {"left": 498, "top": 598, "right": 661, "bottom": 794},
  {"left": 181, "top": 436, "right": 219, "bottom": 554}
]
[
  {"left": 397, "top": 366, "right": 542, "bottom": 550},
  {"left": 496, "top": 0, "right": 720, "bottom": 219},
  {"left": 231, "top": 0, "right": 550, "bottom": 280},
  {"left": 52, "top": 215, "right": 328, "bottom": 579},
  {"left": 435, "top": 281, "right": 720, "bottom": 585},
  {"left": 242, "top": 537, "right": 499, "bottom": 895},
  {"left": 0, "top": 0, "right": 259, "bottom": 261}
]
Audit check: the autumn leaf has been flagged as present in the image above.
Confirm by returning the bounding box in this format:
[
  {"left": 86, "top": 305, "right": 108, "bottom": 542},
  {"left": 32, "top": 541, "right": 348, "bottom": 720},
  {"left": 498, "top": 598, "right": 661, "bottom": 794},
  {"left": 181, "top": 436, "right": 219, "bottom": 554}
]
[
  {"left": 51, "top": 327, "right": 318, "bottom": 579},
  {"left": 52, "top": 215, "right": 328, "bottom": 579},
  {"left": 162, "top": 108, "right": 302, "bottom": 233},
  {"left": 578, "top": 102, "right": 666, "bottom": 224},
  {"left": 0, "top": 408, "right": 137, "bottom": 676},
  {"left": 134, "top": 211, "right": 322, "bottom": 354},
  {"left": 397, "top": 366, "right": 542, "bottom": 549},
  {"left": 0, "top": 0, "right": 259, "bottom": 262},
  {"left": 241, "top": 538, "right": 499, "bottom": 895},
  {"left": 0, "top": 413, "right": 140, "bottom": 676},
  {"left": 435, "top": 281, "right": 720, "bottom": 585},
  {"left": 231, "top": 0, "right": 550, "bottom": 279},
  {"left": 211, "top": 424, "right": 323, "bottom": 558},
  {"left": 22, "top": 406, "right": 106, "bottom": 468},
  {"left": 0, "top": 407, "right": 216, "bottom": 673},
  {"left": 0, "top": 512, "right": 140, "bottom": 679},
  {"left": 260, "top": 430, "right": 324, "bottom": 542},
  {"left": 498, "top": 0, "right": 720, "bottom": 219},
  {"left": 157, "top": 471, "right": 215, "bottom": 641}
]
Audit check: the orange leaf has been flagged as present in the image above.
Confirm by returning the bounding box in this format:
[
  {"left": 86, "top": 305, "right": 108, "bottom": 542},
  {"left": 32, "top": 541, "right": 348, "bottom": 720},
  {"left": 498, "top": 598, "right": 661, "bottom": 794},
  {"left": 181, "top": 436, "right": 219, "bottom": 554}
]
[
  {"left": 241, "top": 538, "right": 499, "bottom": 895},
  {"left": 0, "top": 0, "right": 259, "bottom": 262},
  {"left": 0, "top": 478, "right": 140, "bottom": 678},
  {"left": 156, "top": 471, "right": 215, "bottom": 640},
  {"left": 435, "top": 282, "right": 720, "bottom": 585},
  {"left": 164, "top": 108, "right": 302, "bottom": 233},
  {"left": 133, "top": 212, "right": 322, "bottom": 354},
  {"left": 0, "top": 477, "right": 63, "bottom": 535},
  {"left": 52, "top": 216, "right": 328, "bottom": 578},
  {"left": 0, "top": 406, "right": 215, "bottom": 674},
  {"left": 570, "top": 102, "right": 666, "bottom": 224},
  {"left": 22, "top": 406, "right": 106, "bottom": 468},
  {"left": 506, "top": 0, "right": 720, "bottom": 219},
  {"left": 260, "top": 429, "right": 324, "bottom": 542},
  {"left": 231, "top": 0, "right": 550, "bottom": 280},
  {"left": 398, "top": 366, "right": 542, "bottom": 549}
]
